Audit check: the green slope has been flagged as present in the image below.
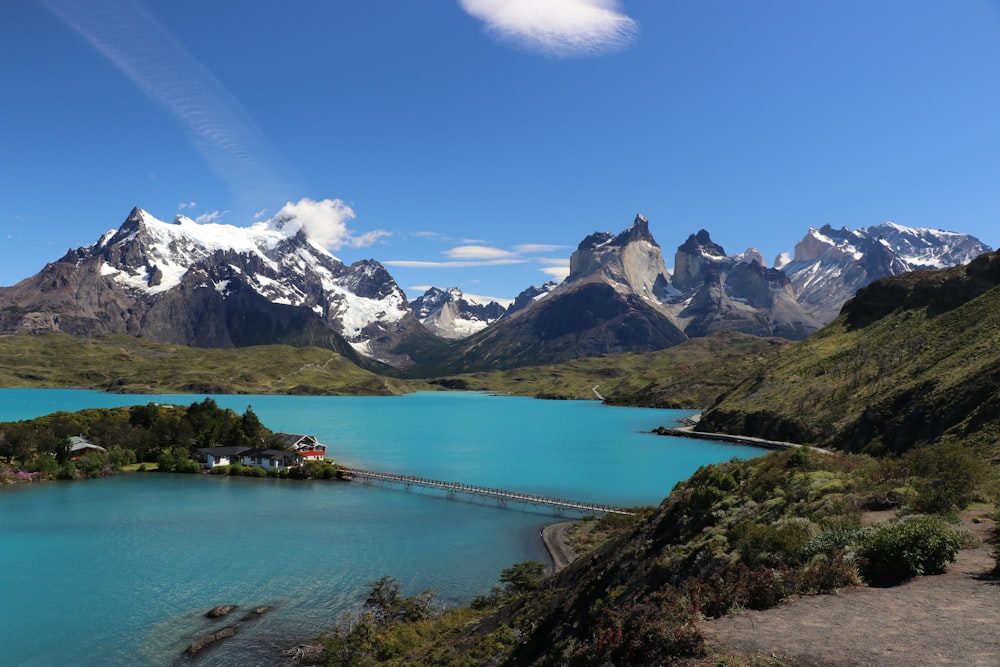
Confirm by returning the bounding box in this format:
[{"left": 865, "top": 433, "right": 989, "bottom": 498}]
[
  {"left": 431, "top": 331, "right": 791, "bottom": 408},
  {"left": 699, "top": 251, "right": 1000, "bottom": 456},
  {"left": 0, "top": 333, "right": 423, "bottom": 395}
]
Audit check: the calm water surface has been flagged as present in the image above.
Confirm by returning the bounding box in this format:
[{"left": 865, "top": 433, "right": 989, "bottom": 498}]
[{"left": 0, "top": 389, "right": 762, "bottom": 665}]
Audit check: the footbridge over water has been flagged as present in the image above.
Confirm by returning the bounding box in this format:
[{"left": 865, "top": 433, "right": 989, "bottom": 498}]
[{"left": 339, "top": 467, "right": 634, "bottom": 517}]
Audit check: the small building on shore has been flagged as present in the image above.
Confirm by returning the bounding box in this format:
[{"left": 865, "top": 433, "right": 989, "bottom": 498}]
[
  {"left": 68, "top": 436, "right": 107, "bottom": 461},
  {"left": 273, "top": 433, "right": 328, "bottom": 461},
  {"left": 197, "top": 446, "right": 248, "bottom": 468}
]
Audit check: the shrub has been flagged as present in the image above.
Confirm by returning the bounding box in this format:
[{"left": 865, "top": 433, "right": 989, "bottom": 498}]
[
  {"left": 858, "top": 515, "right": 962, "bottom": 586},
  {"left": 591, "top": 600, "right": 704, "bottom": 665},
  {"left": 732, "top": 519, "right": 813, "bottom": 567},
  {"left": 904, "top": 442, "right": 986, "bottom": 515}
]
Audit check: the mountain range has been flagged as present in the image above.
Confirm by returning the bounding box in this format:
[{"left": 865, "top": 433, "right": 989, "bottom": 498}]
[{"left": 0, "top": 208, "right": 990, "bottom": 373}]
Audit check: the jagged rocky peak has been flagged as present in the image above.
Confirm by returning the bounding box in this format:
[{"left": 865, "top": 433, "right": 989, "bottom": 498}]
[
  {"left": 734, "top": 247, "right": 766, "bottom": 267},
  {"left": 672, "top": 229, "right": 731, "bottom": 291},
  {"left": 411, "top": 286, "right": 509, "bottom": 339},
  {"left": 793, "top": 225, "right": 861, "bottom": 263},
  {"left": 613, "top": 213, "right": 657, "bottom": 247},
  {"left": 678, "top": 229, "right": 727, "bottom": 257},
  {"left": 567, "top": 214, "right": 670, "bottom": 303},
  {"left": 508, "top": 281, "right": 558, "bottom": 315}
]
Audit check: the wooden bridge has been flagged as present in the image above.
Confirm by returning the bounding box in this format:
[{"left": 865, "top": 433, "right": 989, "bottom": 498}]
[{"left": 339, "top": 467, "right": 634, "bottom": 517}]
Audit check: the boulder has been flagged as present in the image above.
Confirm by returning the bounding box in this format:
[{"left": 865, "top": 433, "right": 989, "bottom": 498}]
[{"left": 205, "top": 604, "right": 238, "bottom": 618}]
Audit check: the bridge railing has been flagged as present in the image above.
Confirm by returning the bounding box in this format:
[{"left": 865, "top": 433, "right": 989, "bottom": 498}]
[{"left": 339, "top": 467, "right": 633, "bottom": 517}]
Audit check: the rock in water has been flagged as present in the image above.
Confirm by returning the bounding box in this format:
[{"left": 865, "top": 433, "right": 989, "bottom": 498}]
[
  {"left": 205, "top": 604, "right": 238, "bottom": 618},
  {"left": 185, "top": 627, "right": 236, "bottom": 657}
]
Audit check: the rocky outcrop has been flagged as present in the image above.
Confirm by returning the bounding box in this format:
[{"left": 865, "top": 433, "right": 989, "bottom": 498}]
[{"left": 205, "top": 604, "right": 238, "bottom": 618}]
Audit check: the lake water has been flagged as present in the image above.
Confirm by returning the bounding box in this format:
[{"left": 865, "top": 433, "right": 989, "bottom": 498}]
[{"left": 0, "top": 389, "right": 763, "bottom": 665}]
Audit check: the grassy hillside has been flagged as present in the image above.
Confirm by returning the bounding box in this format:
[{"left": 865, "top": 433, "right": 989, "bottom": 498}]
[
  {"left": 431, "top": 332, "right": 792, "bottom": 408},
  {"left": 699, "top": 251, "right": 1000, "bottom": 457},
  {"left": 0, "top": 333, "right": 423, "bottom": 395}
]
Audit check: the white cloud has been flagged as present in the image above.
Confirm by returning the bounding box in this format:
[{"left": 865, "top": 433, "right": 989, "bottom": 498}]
[
  {"left": 459, "top": 0, "right": 638, "bottom": 57},
  {"left": 445, "top": 245, "right": 518, "bottom": 260},
  {"left": 272, "top": 198, "right": 388, "bottom": 250},
  {"left": 515, "top": 243, "right": 569, "bottom": 254},
  {"left": 194, "top": 210, "right": 226, "bottom": 224},
  {"left": 385, "top": 258, "right": 526, "bottom": 269},
  {"left": 178, "top": 201, "right": 197, "bottom": 210},
  {"left": 541, "top": 264, "right": 571, "bottom": 280}
]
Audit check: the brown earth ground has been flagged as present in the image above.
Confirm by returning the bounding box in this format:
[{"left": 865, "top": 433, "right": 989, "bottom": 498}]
[{"left": 696, "top": 509, "right": 999, "bottom": 667}]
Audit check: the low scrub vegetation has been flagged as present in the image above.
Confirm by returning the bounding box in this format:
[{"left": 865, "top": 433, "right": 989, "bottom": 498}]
[{"left": 309, "top": 445, "right": 992, "bottom": 666}]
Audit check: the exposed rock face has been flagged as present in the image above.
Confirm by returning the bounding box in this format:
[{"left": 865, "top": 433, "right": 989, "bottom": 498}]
[
  {"left": 0, "top": 208, "right": 427, "bottom": 366},
  {"left": 410, "top": 287, "right": 510, "bottom": 339},
  {"left": 567, "top": 214, "right": 671, "bottom": 303},
  {"left": 663, "top": 230, "right": 821, "bottom": 339}
]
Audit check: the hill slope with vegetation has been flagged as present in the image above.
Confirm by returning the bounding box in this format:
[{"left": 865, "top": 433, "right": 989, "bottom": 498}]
[
  {"left": 432, "top": 332, "right": 791, "bottom": 408},
  {"left": 0, "top": 333, "right": 421, "bottom": 395},
  {"left": 698, "top": 250, "right": 1000, "bottom": 458}
]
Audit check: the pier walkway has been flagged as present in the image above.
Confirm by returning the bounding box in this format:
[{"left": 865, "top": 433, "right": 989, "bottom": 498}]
[{"left": 339, "top": 467, "right": 634, "bottom": 517}]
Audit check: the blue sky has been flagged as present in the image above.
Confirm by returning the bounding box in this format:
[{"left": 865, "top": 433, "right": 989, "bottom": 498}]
[{"left": 2, "top": 1, "right": 998, "bottom": 300}]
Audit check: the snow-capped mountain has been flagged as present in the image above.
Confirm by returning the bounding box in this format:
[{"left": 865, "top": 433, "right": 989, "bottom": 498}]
[
  {"left": 0, "top": 208, "right": 427, "bottom": 365},
  {"left": 781, "top": 222, "right": 992, "bottom": 323},
  {"left": 409, "top": 287, "right": 510, "bottom": 339},
  {"left": 506, "top": 281, "right": 558, "bottom": 315}
]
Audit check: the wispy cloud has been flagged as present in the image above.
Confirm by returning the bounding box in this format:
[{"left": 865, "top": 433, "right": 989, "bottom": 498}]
[
  {"left": 445, "top": 245, "right": 519, "bottom": 260},
  {"left": 515, "top": 243, "right": 569, "bottom": 253},
  {"left": 177, "top": 201, "right": 197, "bottom": 210},
  {"left": 539, "top": 258, "right": 571, "bottom": 281},
  {"left": 385, "top": 237, "right": 570, "bottom": 275},
  {"left": 385, "top": 258, "right": 526, "bottom": 269},
  {"left": 194, "top": 210, "right": 227, "bottom": 224},
  {"left": 458, "top": 0, "right": 638, "bottom": 57},
  {"left": 42, "top": 0, "right": 299, "bottom": 216}
]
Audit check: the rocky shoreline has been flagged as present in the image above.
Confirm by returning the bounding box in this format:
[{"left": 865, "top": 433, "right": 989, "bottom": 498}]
[{"left": 541, "top": 521, "right": 579, "bottom": 572}]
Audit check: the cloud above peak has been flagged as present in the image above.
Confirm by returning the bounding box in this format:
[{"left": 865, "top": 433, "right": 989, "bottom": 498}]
[
  {"left": 272, "top": 198, "right": 388, "bottom": 250},
  {"left": 459, "top": 0, "right": 637, "bottom": 57}
]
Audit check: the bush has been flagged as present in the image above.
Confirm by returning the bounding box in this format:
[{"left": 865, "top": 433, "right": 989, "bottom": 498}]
[
  {"left": 732, "top": 519, "right": 813, "bottom": 567},
  {"left": 858, "top": 515, "right": 962, "bottom": 586},
  {"left": 591, "top": 600, "right": 704, "bottom": 665},
  {"left": 904, "top": 443, "right": 986, "bottom": 515}
]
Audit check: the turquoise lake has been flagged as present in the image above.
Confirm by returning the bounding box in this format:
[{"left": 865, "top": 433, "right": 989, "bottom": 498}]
[{"left": 0, "top": 389, "right": 764, "bottom": 665}]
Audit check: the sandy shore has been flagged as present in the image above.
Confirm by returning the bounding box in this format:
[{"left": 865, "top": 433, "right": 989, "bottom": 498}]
[{"left": 541, "top": 521, "right": 579, "bottom": 572}]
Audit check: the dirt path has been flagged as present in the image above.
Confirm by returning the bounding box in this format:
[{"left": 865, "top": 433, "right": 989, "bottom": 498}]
[{"left": 702, "top": 515, "right": 998, "bottom": 666}]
